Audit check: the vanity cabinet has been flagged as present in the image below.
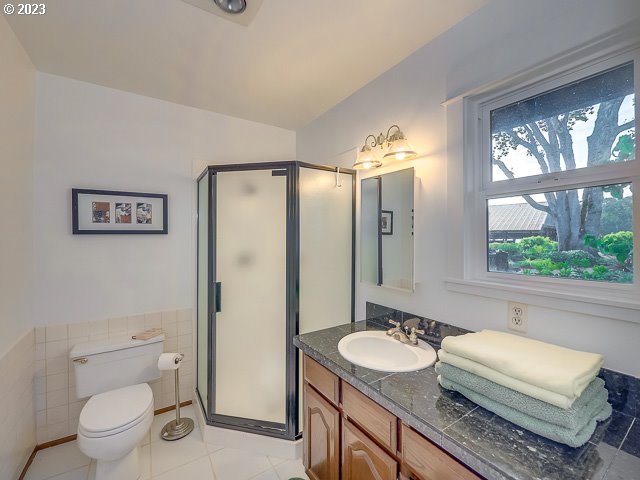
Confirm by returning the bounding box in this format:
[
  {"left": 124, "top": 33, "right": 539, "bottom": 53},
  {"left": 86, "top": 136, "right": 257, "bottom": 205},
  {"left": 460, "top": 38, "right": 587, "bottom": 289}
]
[{"left": 302, "top": 355, "right": 483, "bottom": 480}]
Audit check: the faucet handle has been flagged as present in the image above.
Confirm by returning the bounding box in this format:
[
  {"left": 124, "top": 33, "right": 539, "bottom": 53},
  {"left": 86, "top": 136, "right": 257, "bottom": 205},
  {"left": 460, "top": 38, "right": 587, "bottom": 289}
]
[
  {"left": 387, "top": 319, "right": 401, "bottom": 336},
  {"left": 409, "top": 327, "right": 425, "bottom": 344}
]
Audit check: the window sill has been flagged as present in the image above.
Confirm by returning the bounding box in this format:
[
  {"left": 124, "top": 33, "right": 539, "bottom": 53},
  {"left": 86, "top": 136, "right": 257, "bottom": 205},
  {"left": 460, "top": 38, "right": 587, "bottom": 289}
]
[{"left": 444, "top": 277, "right": 640, "bottom": 324}]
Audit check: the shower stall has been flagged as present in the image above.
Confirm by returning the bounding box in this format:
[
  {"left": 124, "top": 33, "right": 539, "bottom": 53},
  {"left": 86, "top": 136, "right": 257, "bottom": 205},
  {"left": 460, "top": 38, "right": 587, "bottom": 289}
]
[{"left": 196, "top": 162, "right": 355, "bottom": 440}]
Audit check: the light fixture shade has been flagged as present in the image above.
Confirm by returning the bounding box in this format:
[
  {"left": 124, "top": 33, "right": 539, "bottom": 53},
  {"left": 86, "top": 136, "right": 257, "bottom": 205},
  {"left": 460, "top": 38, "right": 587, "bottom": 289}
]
[
  {"left": 383, "top": 137, "right": 417, "bottom": 161},
  {"left": 353, "top": 145, "right": 382, "bottom": 170}
]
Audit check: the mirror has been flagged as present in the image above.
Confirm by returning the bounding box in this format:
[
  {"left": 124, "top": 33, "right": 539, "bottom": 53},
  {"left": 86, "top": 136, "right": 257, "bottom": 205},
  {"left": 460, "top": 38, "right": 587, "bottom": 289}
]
[{"left": 361, "top": 168, "right": 414, "bottom": 291}]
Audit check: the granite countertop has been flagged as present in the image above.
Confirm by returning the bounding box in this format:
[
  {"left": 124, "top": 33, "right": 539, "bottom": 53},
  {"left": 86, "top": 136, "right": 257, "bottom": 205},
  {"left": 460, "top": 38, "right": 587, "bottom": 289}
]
[{"left": 293, "top": 320, "right": 639, "bottom": 480}]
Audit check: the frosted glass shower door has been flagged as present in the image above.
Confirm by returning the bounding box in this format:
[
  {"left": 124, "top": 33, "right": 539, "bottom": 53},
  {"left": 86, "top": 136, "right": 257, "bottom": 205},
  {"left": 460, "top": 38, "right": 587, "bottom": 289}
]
[{"left": 214, "top": 169, "right": 287, "bottom": 425}]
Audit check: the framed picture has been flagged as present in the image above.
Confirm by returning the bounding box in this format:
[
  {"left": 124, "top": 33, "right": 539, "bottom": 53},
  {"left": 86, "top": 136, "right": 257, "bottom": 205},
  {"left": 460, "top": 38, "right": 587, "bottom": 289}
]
[
  {"left": 72, "top": 189, "right": 168, "bottom": 234},
  {"left": 381, "top": 210, "right": 393, "bottom": 235}
]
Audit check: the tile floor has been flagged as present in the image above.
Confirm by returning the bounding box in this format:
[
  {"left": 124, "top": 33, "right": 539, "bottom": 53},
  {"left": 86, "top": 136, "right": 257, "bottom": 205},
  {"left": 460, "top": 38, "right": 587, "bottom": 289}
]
[{"left": 24, "top": 406, "right": 309, "bottom": 480}]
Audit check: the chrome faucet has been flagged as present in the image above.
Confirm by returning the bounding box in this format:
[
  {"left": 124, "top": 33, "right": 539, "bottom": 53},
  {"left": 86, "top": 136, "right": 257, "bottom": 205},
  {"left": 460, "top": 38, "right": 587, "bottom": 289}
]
[{"left": 387, "top": 319, "right": 425, "bottom": 346}]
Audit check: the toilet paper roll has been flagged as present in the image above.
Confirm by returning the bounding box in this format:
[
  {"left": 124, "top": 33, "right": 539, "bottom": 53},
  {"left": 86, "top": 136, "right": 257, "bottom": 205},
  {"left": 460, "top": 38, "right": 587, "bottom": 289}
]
[{"left": 158, "top": 352, "right": 183, "bottom": 371}]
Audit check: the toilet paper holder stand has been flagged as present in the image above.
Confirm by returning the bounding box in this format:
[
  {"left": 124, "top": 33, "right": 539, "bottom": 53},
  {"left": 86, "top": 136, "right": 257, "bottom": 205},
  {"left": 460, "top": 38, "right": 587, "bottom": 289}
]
[{"left": 160, "top": 353, "right": 195, "bottom": 441}]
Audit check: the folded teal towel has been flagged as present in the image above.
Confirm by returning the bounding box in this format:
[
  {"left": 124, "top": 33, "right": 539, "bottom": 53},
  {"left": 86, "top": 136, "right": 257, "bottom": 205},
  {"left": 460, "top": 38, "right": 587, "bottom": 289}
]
[
  {"left": 439, "top": 375, "right": 612, "bottom": 448},
  {"left": 435, "top": 361, "right": 607, "bottom": 430}
]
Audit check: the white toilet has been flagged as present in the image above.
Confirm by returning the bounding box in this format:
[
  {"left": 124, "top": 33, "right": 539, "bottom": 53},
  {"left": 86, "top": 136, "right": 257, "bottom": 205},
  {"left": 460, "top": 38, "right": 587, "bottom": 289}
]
[{"left": 69, "top": 335, "right": 165, "bottom": 480}]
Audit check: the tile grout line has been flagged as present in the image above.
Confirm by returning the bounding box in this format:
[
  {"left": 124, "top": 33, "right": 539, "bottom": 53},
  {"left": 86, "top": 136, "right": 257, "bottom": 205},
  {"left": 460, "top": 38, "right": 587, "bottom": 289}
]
[
  {"left": 247, "top": 466, "right": 278, "bottom": 480},
  {"left": 149, "top": 431, "right": 154, "bottom": 479},
  {"left": 207, "top": 452, "right": 218, "bottom": 480},
  {"left": 441, "top": 405, "right": 480, "bottom": 432},
  {"left": 149, "top": 449, "right": 209, "bottom": 479}
]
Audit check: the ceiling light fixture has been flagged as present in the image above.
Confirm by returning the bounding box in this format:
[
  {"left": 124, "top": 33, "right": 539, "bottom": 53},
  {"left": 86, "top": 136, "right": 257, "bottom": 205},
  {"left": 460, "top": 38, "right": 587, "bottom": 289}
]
[
  {"left": 213, "top": 0, "right": 246, "bottom": 14},
  {"left": 353, "top": 125, "right": 417, "bottom": 170}
]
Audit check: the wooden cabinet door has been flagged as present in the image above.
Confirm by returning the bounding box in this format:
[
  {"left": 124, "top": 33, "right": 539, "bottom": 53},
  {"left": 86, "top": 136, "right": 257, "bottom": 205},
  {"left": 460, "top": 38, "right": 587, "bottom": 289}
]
[
  {"left": 342, "top": 418, "right": 397, "bottom": 480},
  {"left": 304, "top": 383, "right": 340, "bottom": 480}
]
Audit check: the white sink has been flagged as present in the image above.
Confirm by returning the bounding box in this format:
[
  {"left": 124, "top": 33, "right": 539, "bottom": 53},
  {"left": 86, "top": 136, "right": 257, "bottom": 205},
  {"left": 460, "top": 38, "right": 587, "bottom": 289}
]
[{"left": 337, "top": 330, "right": 437, "bottom": 373}]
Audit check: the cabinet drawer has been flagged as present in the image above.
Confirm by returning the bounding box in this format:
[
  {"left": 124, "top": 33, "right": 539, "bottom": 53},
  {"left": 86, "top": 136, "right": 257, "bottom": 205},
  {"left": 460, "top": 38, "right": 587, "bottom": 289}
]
[
  {"left": 304, "top": 355, "right": 339, "bottom": 405},
  {"left": 401, "top": 424, "right": 482, "bottom": 480},
  {"left": 342, "top": 418, "right": 397, "bottom": 480},
  {"left": 342, "top": 382, "right": 397, "bottom": 452}
]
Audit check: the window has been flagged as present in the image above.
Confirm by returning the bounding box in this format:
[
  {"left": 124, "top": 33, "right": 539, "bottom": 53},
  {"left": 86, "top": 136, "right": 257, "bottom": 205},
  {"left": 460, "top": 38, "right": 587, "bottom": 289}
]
[{"left": 462, "top": 48, "right": 639, "bottom": 310}]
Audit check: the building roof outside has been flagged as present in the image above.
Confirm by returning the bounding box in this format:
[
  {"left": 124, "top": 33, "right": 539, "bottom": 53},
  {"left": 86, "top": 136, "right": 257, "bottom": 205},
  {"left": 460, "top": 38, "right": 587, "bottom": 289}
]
[{"left": 488, "top": 202, "right": 551, "bottom": 232}]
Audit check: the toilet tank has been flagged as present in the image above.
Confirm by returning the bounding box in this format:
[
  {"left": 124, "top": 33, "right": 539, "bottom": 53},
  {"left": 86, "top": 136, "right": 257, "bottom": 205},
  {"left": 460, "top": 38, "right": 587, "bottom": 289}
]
[{"left": 70, "top": 335, "right": 165, "bottom": 398}]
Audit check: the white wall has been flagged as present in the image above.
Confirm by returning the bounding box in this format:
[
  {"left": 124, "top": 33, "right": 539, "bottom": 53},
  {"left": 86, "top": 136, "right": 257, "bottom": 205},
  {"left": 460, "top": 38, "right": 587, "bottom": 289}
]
[
  {"left": 0, "top": 15, "right": 36, "bottom": 478},
  {"left": 297, "top": 0, "right": 640, "bottom": 376},
  {"left": 33, "top": 73, "right": 296, "bottom": 326},
  {"left": 0, "top": 15, "right": 35, "bottom": 357}
]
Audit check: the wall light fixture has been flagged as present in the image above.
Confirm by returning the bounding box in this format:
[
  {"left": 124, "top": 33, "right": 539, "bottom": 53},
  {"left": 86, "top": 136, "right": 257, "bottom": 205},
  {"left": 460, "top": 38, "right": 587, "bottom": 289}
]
[{"left": 353, "top": 125, "right": 417, "bottom": 170}]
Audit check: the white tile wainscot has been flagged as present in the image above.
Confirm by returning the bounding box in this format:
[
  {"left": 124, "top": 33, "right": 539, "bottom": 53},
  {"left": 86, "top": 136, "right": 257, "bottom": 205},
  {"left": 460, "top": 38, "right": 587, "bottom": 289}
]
[
  {"left": 35, "top": 308, "right": 194, "bottom": 444},
  {"left": 0, "top": 329, "right": 36, "bottom": 480}
]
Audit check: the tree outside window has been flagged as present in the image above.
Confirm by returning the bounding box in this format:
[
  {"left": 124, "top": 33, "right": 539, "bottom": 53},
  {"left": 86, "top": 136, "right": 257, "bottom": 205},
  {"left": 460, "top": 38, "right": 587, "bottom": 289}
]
[{"left": 487, "top": 62, "right": 635, "bottom": 283}]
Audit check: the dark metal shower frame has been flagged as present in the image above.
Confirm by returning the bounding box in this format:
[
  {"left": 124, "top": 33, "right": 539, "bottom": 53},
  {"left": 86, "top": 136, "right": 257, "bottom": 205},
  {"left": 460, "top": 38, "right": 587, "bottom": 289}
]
[{"left": 196, "top": 161, "right": 356, "bottom": 440}]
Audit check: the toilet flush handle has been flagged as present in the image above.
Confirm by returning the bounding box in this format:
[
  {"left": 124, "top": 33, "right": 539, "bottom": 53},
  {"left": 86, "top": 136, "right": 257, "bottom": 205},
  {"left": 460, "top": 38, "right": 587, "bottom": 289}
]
[{"left": 73, "top": 357, "right": 88, "bottom": 364}]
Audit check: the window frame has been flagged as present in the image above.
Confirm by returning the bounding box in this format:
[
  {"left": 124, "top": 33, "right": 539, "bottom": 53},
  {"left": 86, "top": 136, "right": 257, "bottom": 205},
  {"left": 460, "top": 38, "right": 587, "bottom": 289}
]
[{"left": 458, "top": 45, "right": 640, "bottom": 318}]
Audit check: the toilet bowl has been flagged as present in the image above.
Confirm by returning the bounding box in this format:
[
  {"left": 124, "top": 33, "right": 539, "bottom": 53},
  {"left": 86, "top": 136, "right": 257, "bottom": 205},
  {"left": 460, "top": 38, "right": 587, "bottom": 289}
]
[{"left": 77, "top": 383, "right": 154, "bottom": 480}]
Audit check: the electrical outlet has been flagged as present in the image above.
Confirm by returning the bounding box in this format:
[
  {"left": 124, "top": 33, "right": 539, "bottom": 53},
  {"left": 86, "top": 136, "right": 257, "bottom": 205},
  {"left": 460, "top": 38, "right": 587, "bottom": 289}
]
[{"left": 507, "top": 301, "right": 528, "bottom": 333}]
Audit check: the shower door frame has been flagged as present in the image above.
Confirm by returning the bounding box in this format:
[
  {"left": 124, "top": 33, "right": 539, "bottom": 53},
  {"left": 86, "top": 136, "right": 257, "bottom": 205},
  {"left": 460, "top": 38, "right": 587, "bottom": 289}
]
[{"left": 196, "top": 161, "right": 356, "bottom": 441}]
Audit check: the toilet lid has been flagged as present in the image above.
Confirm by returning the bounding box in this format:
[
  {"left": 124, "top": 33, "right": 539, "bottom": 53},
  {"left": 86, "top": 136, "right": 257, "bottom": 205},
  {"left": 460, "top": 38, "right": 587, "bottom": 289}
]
[{"left": 79, "top": 383, "right": 153, "bottom": 437}]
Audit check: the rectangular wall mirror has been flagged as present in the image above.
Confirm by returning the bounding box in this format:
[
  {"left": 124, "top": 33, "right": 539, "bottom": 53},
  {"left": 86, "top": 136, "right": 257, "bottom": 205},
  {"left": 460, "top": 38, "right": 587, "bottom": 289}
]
[{"left": 361, "top": 167, "right": 415, "bottom": 291}]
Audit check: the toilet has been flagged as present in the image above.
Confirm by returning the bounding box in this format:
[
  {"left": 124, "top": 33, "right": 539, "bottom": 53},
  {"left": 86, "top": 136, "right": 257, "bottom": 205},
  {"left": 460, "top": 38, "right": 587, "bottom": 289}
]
[{"left": 70, "top": 335, "right": 164, "bottom": 480}]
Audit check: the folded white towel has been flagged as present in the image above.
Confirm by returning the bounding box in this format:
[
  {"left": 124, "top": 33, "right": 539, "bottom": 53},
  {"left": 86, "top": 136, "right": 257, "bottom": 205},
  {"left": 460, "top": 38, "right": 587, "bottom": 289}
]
[
  {"left": 440, "top": 330, "right": 603, "bottom": 399},
  {"left": 438, "top": 350, "right": 576, "bottom": 408}
]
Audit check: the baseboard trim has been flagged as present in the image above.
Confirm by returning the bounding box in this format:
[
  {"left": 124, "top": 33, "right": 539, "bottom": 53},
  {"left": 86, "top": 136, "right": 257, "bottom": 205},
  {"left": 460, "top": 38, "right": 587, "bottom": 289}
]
[
  {"left": 17, "top": 447, "right": 38, "bottom": 480},
  {"left": 154, "top": 400, "right": 192, "bottom": 415},
  {"left": 37, "top": 434, "right": 78, "bottom": 451},
  {"left": 17, "top": 400, "right": 193, "bottom": 479}
]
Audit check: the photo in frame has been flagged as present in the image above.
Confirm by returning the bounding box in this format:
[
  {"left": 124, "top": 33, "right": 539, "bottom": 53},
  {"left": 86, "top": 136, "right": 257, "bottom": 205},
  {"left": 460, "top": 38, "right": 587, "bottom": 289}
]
[
  {"left": 381, "top": 210, "right": 393, "bottom": 235},
  {"left": 72, "top": 189, "right": 168, "bottom": 234}
]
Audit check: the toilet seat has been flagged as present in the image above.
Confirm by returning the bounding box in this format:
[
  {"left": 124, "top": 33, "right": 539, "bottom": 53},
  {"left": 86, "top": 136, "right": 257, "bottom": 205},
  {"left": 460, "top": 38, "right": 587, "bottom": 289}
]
[{"left": 79, "top": 383, "right": 154, "bottom": 438}]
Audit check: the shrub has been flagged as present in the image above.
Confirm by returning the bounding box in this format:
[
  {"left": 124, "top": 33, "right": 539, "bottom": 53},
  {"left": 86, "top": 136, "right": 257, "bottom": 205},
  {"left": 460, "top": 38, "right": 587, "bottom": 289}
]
[
  {"left": 603, "top": 271, "right": 633, "bottom": 283},
  {"left": 581, "top": 267, "right": 633, "bottom": 283},
  {"left": 519, "top": 236, "right": 558, "bottom": 258},
  {"left": 582, "top": 266, "right": 609, "bottom": 281},
  {"left": 549, "top": 250, "right": 597, "bottom": 268},
  {"left": 585, "top": 231, "right": 633, "bottom": 265},
  {"left": 526, "top": 258, "right": 564, "bottom": 273},
  {"left": 535, "top": 259, "right": 562, "bottom": 271},
  {"left": 558, "top": 267, "right": 573, "bottom": 278},
  {"left": 488, "top": 242, "right": 521, "bottom": 255},
  {"left": 599, "top": 232, "right": 633, "bottom": 264}
]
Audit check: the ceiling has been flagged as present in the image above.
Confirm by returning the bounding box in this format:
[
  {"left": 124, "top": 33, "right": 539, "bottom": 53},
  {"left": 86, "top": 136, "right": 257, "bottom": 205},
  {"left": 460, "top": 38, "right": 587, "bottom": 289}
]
[{"left": 7, "top": 0, "right": 487, "bottom": 129}]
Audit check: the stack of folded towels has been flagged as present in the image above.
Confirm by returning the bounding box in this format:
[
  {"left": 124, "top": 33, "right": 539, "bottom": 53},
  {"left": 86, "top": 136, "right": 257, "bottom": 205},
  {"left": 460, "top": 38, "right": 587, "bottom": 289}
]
[{"left": 435, "top": 330, "right": 611, "bottom": 448}]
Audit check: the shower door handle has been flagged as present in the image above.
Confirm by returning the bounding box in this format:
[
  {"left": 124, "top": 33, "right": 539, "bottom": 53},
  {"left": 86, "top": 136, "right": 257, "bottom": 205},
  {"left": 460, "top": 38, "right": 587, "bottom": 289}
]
[{"left": 213, "top": 282, "right": 222, "bottom": 313}]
